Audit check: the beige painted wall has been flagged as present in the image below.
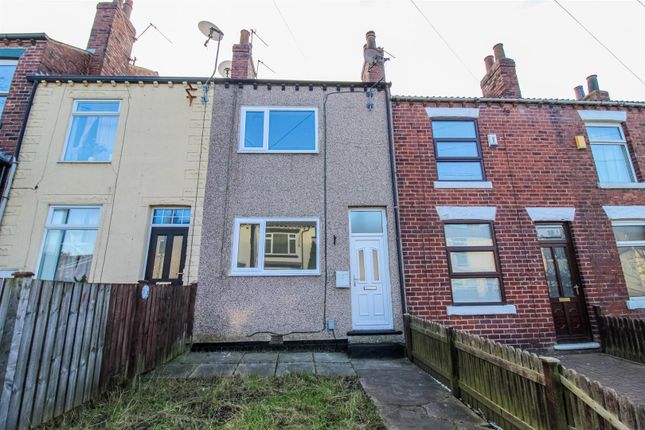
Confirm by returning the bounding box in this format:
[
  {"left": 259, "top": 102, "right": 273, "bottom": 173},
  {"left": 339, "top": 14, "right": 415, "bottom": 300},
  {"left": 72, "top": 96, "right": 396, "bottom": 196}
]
[{"left": 0, "top": 80, "right": 212, "bottom": 284}]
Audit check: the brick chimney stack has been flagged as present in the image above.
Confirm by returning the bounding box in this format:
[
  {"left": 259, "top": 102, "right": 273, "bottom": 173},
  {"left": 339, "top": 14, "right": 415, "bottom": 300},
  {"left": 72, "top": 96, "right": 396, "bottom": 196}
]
[
  {"left": 231, "top": 30, "right": 256, "bottom": 79},
  {"left": 480, "top": 43, "right": 522, "bottom": 98},
  {"left": 582, "top": 75, "right": 610, "bottom": 101},
  {"left": 86, "top": 0, "right": 136, "bottom": 75},
  {"left": 361, "top": 31, "right": 385, "bottom": 82}
]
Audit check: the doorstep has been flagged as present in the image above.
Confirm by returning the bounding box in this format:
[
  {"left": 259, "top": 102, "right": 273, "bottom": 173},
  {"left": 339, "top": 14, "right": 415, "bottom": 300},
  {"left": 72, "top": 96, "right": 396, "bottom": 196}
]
[{"left": 553, "top": 342, "right": 601, "bottom": 351}]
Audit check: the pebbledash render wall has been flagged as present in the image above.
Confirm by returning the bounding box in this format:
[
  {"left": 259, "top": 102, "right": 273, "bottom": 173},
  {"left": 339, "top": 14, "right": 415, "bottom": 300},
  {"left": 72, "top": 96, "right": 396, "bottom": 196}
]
[
  {"left": 393, "top": 96, "right": 645, "bottom": 348},
  {"left": 194, "top": 80, "right": 403, "bottom": 342},
  {"left": 0, "top": 78, "right": 211, "bottom": 283}
]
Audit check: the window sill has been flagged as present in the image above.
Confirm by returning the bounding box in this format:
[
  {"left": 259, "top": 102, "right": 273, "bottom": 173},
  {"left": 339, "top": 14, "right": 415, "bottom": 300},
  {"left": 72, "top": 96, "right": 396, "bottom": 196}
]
[
  {"left": 238, "top": 150, "right": 319, "bottom": 154},
  {"left": 626, "top": 298, "right": 645, "bottom": 310},
  {"left": 598, "top": 182, "right": 645, "bottom": 189},
  {"left": 446, "top": 304, "right": 517, "bottom": 316},
  {"left": 57, "top": 161, "right": 112, "bottom": 164},
  {"left": 434, "top": 181, "right": 492, "bottom": 189},
  {"left": 229, "top": 270, "right": 320, "bottom": 277}
]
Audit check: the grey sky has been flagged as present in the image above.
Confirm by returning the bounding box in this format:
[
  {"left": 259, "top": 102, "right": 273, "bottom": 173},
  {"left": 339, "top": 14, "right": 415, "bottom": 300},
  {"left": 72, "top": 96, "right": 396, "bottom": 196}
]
[{"left": 1, "top": 0, "right": 644, "bottom": 100}]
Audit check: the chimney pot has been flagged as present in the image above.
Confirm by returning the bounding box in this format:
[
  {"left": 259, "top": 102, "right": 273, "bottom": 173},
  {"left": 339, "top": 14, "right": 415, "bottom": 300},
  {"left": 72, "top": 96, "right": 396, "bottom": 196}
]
[
  {"left": 586, "top": 74, "right": 599, "bottom": 93},
  {"left": 484, "top": 55, "right": 494, "bottom": 73},
  {"left": 366, "top": 31, "right": 377, "bottom": 49},
  {"left": 122, "top": 0, "right": 133, "bottom": 19},
  {"left": 493, "top": 43, "right": 506, "bottom": 61},
  {"left": 574, "top": 85, "right": 585, "bottom": 101},
  {"left": 240, "top": 29, "right": 250, "bottom": 45}
]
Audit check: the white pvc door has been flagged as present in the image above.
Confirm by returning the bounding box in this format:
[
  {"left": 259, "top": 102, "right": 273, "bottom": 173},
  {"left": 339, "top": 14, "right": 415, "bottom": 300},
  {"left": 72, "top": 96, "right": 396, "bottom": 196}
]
[{"left": 349, "top": 210, "right": 393, "bottom": 330}]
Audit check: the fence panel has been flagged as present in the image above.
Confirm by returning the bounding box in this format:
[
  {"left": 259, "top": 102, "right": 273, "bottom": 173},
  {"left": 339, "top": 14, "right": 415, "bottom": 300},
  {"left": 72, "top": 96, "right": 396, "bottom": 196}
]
[
  {"left": 405, "top": 314, "right": 645, "bottom": 430},
  {"left": 596, "top": 309, "right": 645, "bottom": 365},
  {"left": 0, "top": 278, "right": 197, "bottom": 430}
]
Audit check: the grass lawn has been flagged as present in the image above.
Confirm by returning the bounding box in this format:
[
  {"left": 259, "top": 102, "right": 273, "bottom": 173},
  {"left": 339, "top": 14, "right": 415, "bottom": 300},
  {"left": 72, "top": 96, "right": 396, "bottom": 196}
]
[{"left": 44, "top": 375, "right": 385, "bottom": 429}]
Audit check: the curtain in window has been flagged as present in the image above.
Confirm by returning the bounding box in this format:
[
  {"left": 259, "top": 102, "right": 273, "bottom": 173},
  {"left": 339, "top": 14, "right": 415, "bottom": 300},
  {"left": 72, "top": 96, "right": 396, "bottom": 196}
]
[
  {"left": 618, "top": 246, "right": 645, "bottom": 297},
  {"left": 66, "top": 115, "right": 118, "bottom": 161},
  {"left": 590, "top": 144, "right": 633, "bottom": 183}
]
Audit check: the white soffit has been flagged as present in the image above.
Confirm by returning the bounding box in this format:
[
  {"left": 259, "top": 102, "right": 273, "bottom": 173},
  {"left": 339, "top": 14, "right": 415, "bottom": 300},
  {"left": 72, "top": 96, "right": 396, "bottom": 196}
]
[
  {"left": 526, "top": 207, "right": 575, "bottom": 222},
  {"left": 436, "top": 206, "right": 496, "bottom": 221},
  {"left": 426, "top": 108, "right": 479, "bottom": 118},
  {"left": 577, "top": 110, "right": 626, "bottom": 122},
  {"left": 603, "top": 206, "right": 645, "bottom": 220}
]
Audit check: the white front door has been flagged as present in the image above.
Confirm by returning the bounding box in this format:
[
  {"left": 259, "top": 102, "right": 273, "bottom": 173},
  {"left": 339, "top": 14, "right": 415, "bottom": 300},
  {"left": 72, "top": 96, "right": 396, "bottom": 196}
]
[{"left": 349, "top": 209, "right": 393, "bottom": 330}]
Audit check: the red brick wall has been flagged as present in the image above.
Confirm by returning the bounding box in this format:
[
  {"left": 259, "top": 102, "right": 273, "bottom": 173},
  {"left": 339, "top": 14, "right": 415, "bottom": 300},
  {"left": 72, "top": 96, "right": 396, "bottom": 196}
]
[
  {"left": 87, "top": 2, "right": 135, "bottom": 75},
  {"left": 393, "top": 99, "right": 645, "bottom": 348}
]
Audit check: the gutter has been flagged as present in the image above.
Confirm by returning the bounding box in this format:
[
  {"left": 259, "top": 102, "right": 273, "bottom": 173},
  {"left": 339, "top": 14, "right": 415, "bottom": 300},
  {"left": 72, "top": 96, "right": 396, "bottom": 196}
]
[
  {"left": 385, "top": 85, "right": 407, "bottom": 315},
  {"left": 0, "top": 80, "right": 38, "bottom": 224},
  {"left": 0, "top": 33, "right": 47, "bottom": 40},
  {"left": 392, "top": 95, "right": 645, "bottom": 108}
]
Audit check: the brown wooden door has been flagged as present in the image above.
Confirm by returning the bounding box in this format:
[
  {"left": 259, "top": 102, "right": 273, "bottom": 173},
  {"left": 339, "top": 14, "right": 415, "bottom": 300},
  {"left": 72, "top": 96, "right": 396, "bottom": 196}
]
[
  {"left": 536, "top": 224, "right": 591, "bottom": 342},
  {"left": 145, "top": 227, "right": 188, "bottom": 286}
]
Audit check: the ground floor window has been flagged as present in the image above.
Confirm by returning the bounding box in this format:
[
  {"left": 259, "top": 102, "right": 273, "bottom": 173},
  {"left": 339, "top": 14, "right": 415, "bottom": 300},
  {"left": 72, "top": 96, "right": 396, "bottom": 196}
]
[
  {"left": 612, "top": 222, "right": 645, "bottom": 298},
  {"left": 443, "top": 221, "right": 503, "bottom": 304},
  {"left": 232, "top": 218, "right": 319, "bottom": 275},
  {"left": 37, "top": 206, "right": 101, "bottom": 281}
]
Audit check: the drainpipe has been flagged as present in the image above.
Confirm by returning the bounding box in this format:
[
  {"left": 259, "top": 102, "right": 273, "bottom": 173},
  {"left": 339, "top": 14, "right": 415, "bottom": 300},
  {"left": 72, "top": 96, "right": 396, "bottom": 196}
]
[
  {"left": 384, "top": 85, "right": 407, "bottom": 315},
  {"left": 0, "top": 80, "right": 38, "bottom": 224}
]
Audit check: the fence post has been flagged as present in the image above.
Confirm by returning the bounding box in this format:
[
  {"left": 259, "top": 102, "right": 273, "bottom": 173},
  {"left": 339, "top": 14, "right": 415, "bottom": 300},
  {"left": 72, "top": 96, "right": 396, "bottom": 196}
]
[
  {"left": 541, "top": 356, "right": 568, "bottom": 430},
  {"left": 403, "top": 314, "right": 412, "bottom": 361},
  {"left": 592, "top": 305, "right": 606, "bottom": 353},
  {"left": 447, "top": 327, "right": 460, "bottom": 398}
]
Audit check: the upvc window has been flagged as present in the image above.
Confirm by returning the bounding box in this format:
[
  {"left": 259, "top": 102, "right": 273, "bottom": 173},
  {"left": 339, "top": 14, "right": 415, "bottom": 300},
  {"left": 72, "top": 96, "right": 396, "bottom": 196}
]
[
  {"left": 239, "top": 106, "right": 317, "bottom": 152},
  {"left": 37, "top": 206, "right": 101, "bottom": 281},
  {"left": 63, "top": 100, "right": 121, "bottom": 162},
  {"left": 587, "top": 124, "right": 636, "bottom": 183},
  {"left": 444, "top": 222, "right": 503, "bottom": 304},
  {"left": 152, "top": 208, "right": 191, "bottom": 225},
  {"left": 0, "top": 60, "right": 18, "bottom": 119},
  {"left": 612, "top": 221, "right": 645, "bottom": 299},
  {"left": 232, "top": 218, "right": 319, "bottom": 275},
  {"left": 432, "top": 119, "right": 484, "bottom": 181}
]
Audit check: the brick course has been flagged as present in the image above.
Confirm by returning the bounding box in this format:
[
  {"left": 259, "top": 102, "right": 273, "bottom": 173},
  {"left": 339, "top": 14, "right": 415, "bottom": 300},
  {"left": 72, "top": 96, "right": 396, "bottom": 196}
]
[{"left": 393, "top": 98, "right": 645, "bottom": 348}]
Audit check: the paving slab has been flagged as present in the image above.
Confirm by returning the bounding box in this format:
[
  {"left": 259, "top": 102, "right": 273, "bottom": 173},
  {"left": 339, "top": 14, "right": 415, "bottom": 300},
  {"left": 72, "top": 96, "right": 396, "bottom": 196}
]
[
  {"left": 315, "top": 362, "right": 356, "bottom": 376},
  {"left": 313, "top": 352, "right": 350, "bottom": 363},
  {"left": 552, "top": 352, "right": 645, "bottom": 405},
  {"left": 189, "top": 363, "right": 237, "bottom": 378},
  {"left": 241, "top": 352, "right": 279, "bottom": 363},
  {"left": 358, "top": 359, "right": 489, "bottom": 430},
  {"left": 234, "top": 363, "right": 277, "bottom": 377},
  {"left": 352, "top": 358, "right": 410, "bottom": 373},
  {"left": 276, "top": 362, "right": 315, "bottom": 376},
  {"left": 278, "top": 352, "right": 313, "bottom": 363}
]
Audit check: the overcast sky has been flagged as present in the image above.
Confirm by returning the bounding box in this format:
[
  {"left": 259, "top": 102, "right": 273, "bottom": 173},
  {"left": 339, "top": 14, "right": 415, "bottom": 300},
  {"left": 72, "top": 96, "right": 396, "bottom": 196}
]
[{"left": 1, "top": 0, "right": 644, "bottom": 100}]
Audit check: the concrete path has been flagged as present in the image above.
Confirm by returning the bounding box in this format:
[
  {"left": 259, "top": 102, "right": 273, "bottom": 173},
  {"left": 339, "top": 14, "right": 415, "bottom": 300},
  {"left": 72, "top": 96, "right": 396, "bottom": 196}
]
[
  {"left": 150, "top": 351, "right": 490, "bottom": 429},
  {"left": 552, "top": 352, "right": 645, "bottom": 405}
]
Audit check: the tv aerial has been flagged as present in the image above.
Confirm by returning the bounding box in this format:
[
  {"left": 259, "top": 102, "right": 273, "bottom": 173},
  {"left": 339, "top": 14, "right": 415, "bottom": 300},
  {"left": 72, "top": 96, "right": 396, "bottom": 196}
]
[
  {"left": 198, "top": 20, "right": 224, "bottom": 104},
  {"left": 218, "top": 60, "right": 233, "bottom": 78}
]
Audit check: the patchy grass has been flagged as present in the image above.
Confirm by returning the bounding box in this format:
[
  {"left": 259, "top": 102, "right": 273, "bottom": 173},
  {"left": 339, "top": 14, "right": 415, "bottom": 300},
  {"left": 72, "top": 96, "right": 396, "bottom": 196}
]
[{"left": 44, "top": 375, "right": 384, "bottom": 430}]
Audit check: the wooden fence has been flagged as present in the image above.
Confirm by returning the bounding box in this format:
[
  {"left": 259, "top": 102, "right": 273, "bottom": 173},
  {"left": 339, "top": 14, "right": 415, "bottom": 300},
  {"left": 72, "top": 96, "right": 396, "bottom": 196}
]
[
  {"left": 595, "top": 306, "right": 645, "bottom": 365},
  {"left": 404, "top": 314, "right": 645, "bottom": 430},
  {"left": 0, "top": 277, "right": 197, "bottom": 430}
]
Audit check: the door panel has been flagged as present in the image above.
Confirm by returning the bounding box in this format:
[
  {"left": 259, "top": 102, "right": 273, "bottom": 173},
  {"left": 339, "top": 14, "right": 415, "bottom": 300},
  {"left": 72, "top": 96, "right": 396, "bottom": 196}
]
[
  {"left": 537, "top": 224, "right": 591, "bottom": 341},
  {"left": 145, "top": 227, "right": 188, "bottom": 285}
]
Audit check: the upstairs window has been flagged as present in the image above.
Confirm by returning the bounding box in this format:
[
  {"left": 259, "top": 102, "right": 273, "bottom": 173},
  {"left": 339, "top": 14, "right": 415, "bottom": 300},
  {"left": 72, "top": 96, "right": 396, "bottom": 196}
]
[
  {"left": 0, "top": 60, "right": 18, "bottom": 119},
  {"left": 240, "top": 107, "right": 317, "bottom": 153},
  {"left": 444, "top": 222, "right": 503, "bottom": 304},
  {"left": 587, "top": 124, "right": 636, "bottom": 183},
  {"left": 432, "top": 119, "right": 484, "bottom": 181},
  {"left": 63, "top": 100, "right": 120, "bottom": 162}
]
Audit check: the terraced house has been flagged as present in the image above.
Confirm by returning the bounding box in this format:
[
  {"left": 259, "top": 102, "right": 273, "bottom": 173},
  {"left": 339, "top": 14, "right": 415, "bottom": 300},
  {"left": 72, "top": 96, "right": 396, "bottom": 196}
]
[
  {"left": 0, "top": 1, "right": 209, "bottom": 286},
  {"left": 393, "top": 44, "right": 645, "bottom": 348}
]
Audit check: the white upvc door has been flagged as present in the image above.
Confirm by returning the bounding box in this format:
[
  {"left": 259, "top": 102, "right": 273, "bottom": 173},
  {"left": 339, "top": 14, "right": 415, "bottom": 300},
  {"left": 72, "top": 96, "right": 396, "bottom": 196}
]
[{"left": 349, "top": 209, "right": 393, "bottom": 330}]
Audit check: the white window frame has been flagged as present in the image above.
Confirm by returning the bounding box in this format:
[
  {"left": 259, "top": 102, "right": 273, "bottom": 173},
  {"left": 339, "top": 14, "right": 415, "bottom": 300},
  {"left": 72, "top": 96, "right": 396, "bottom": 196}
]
[
  {"left": 238, "top": 106, "right": 319, "bottom": 153},
  {"left": 35, "top": 205, "right": 102, "bottom": 280},
  {"left": 231, "top": 217, "right": 320, "bottom": 276},
  {"left": 586, "top": 121, "right": 637, "bottom": 184},
  {"left": 0, "top": 59, "right": 18, "bottom": 118},
  {"left": 265, "top": 232, "right": 298, "bottom": 256},
  {"left": 61, "top": 99, "right": 121, "bottom": 163},
  {"left": 612, "top": 220, "right": 645, "bottom": 308}
]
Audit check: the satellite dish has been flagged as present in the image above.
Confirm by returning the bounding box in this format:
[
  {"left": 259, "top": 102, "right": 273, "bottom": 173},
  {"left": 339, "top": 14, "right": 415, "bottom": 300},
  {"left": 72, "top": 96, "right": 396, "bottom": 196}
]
[
  {"left": 218, "top": 60, "right": 233, "bottom": 78},
  {"left": 199, "top": 21, "right": 223, "bottom": 42},
  {"left": 364, "top": 48, "right": 383, "bottom": 64}
]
